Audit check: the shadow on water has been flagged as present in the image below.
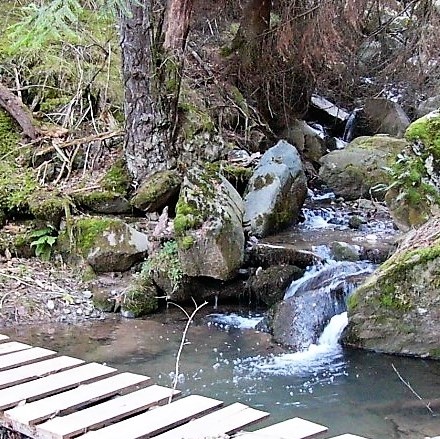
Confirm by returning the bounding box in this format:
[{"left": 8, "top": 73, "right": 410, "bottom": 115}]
[{"left": 3, "top": 309, "right": 440, "bottom": 439}]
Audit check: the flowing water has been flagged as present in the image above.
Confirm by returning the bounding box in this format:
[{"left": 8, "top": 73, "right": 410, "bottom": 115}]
[
  {"left": 4, "top": 310, "right": 440, "bottom": 439},
  {"left": 3, "top": 194, "right": 440, "bottom": 438}
]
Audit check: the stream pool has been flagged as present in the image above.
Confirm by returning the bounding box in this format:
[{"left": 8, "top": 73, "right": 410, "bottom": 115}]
[{"left": 4, "top": 308, "right": 440, "bottom": 439}]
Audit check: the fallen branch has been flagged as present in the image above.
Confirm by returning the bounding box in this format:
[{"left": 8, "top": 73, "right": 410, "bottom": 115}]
[
  {"left": 391, "top": 363, "right": 435, "bottom": 415},
  {"left": 0, "top": 82, "right": 39, "bottom": 140},
  {"left": 34, "top": 129, "right": 124, "bottom": 157}
]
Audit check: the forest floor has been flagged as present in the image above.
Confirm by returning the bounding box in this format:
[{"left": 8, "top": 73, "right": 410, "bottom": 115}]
[{"left": 0, "top": 256, "right": 104, "bottom": 327}]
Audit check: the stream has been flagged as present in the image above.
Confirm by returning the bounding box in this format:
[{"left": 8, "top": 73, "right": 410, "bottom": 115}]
[{"left": 3, "top": 193, "right": 440, "bottom": 438}]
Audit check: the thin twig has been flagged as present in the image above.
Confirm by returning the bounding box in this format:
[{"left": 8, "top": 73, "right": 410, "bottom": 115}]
[
  {"left": 168, "top": 300, "right": 208, "bottom": 402},
  {"left": 391, "top": 363, "right": 435, "bottom": 415}
]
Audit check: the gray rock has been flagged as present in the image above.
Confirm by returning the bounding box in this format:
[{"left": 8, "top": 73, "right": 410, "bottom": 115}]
[
  {"left": 364, "top": 98, "right": 410, "bottom": 137},
  {"left": 319, "top": 135, "right": 407, "bottom": 200},
  {"left": 272, "top": 261, "right": 373, "bottom": 350},
  {"left": 343, "top": 215, "right": 440, "bottom": 359},
  {"left": 175, "top": 166, "right": 245, "bottom": 281},
  {"left": 58, "top": 217, "right": 149, "bottom": 272},
  {"left": 417, "top": 95, "right": 440, "bottom": 117},
  {"left": 244, "top": 140, "right": 307, "bottom": 237}
]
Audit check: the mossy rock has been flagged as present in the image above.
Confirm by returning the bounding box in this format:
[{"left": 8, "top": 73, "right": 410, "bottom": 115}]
[
  {"left": 131, "top": 170, "right": 181, "bottom": 212},
  {"left": 57, "top": 216, "right": 150, "bottom": 272},
  {"left": 319, "top": 135, "right": 407, "bottom": 200},
  {"left": 28, "top": 190, "right": 68, "bottom": 227},
  {"left": 405, "top": 110, "right": 440, "bottom": 151},
  {"left": 101, "top": 159, "right": 131, "bottom": 195},
  {"left": 0, "top": 161, "right": 38, "bottom": 213},
  {"left": 175, "top": 166, "right": 245, "bottom": 281},
  {"left": 142, "top": 240, "right": 185, "bottom": 301},
  {"left": 385, "top": 111, "right": 440, "bottom": 230},
  {"left": 121, "top": 276, "right": 158, "bottom": 318},
  {"left": 343, "top": 215, "right": 440, "bottom": 358},
  {"left": 73, "top": 190, "right": 131, "bottom": 214}
]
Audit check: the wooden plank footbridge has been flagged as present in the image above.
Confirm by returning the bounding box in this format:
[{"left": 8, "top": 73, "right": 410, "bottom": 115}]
[{"left": 0, "top": 333, "right": 370, "bottom": 439}]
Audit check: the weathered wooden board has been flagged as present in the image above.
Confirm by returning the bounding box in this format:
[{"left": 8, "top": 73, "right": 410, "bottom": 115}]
[
  {"left": 0, "top": 362, "right": 116, "bottom": 410},
  {"left": 236, "top": 417, "right": 328, "bottom": 439},
  {"left": 0, "top": 342, "right": 31, "bottom": 356},
  {"left": 4, "top": 372, "right": 151, "bottom": 436},
  {"left": 79, "top": 395, "right": 223, "bottom": 439},
  {"left": 0, "top": 356, "right": 84, "bottom": 390},
  {"left": 36, "top": 385, "right": 180, "bottom": 439},
  {"left": 0, "top": 347, "right": 57, "bottom": 372},
  {"left": 154, "top": 402, "right": 270, "bottom": 439},
  {"left": 327, "top": 435, "right": 369, "bottom": 439}
]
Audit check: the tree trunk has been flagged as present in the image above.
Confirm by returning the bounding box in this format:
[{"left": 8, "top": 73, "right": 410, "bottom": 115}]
[
  {"left": 233, "top": 0, "right": 271, "bottom": 67},
  {"left": 120, "top": 0, "right": 193, "bottom": 184}
]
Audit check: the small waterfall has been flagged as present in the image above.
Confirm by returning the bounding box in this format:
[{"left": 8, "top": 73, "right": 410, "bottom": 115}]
[
  {"left": 234, "top": 312, "right": 348, "bottom": 377},
  {"left": 272, "top": 260, "right": 373, "bottom": 351},
  {"left": 317, "top": 312, "right": 348, "bottom": 346}
]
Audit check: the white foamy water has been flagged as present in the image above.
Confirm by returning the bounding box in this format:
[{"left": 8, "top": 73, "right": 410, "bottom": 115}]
[
  {"left": 234, "top": 312, "right": 348, "bottom": 378},
  {"left": 284, "top": 260, "right": 374, "bottom": 300},
  {"left": 206, "top": 313, "right": 264, "bottom": 330}
]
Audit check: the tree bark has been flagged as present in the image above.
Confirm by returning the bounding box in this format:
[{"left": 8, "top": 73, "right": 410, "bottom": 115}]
[
  {"left": 0, "top": 82, "right": 39, "bottom": 140},
  {"left": 164, "top": 0, "right": 194, "bottom": 51},
  {"left": 120, "top": 0, "right": 194, "bottom": 184},
  {"left": 233, "top": 0, "right": 271, "bottom": 66}
]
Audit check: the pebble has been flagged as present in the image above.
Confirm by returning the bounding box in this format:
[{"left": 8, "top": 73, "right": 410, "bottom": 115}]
[{"left": 47, "top": 300, "right": 55, "bottom": 310}]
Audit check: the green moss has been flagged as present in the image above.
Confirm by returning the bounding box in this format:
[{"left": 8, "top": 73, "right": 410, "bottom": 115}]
[
  {"left": 122, "top": 277, "right": 158, "bottom": 318},
  {"left": 72, "top": 217, "right": 120, "bottom": 253},
  {"left": 0, "top": 162, "right": 38, "bottom": 213},
  {"left": 0, "top": 109, "right": 20, "bottom": 159},
  {"left": 347, "top": 292, "right": 359, "bottom": 311},
  {"left": 130, "top": 170, "right": 181, "bottom": 211},
  {"left": 178, "top": 235, "right": 195, "bottom": 250},
  {"left": 74, "top": 190, "right": 122, "bottom": 206},
  {"left": 81, "top": 264, "right": 97, "bottom": 282},
  {"left": 102, "top": 159, "right": 131, "bottom": 194},
  {"left": 28, "top": 190, "right": 68, "bottom": 226},
  {"left": 405, "top": 112, "right": 440, "bottom": 152}
]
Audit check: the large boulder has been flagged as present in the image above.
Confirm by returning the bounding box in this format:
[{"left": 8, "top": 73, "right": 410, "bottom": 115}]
[
  {"left": 319, "top": 135, "right": 407, "bottom": 200},
  {"left": 57, "top": 217, "right": 149, "bottom": 272},
  {"left": 174, "top": 166, "right": 244, "bottom": 281},
  {"left": 343, "top": 216, "right": 440, "bottom": 359},
  {"left": 243, "top": 140, "right": 307, "bottom": 237},
  {"left": 416, "top": 95, "right": 440, "bottom": 118},
  {"left": 363, "top": 98, "right": 410, "bottom": 137},
  {"left": 385, "top": 111, "right": 440, "bottom": 231}
]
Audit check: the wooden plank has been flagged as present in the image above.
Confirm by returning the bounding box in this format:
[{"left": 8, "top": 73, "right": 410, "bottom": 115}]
[
  {"left": 0, "top": 356, "right": 84, "bottom": 390},
  {"left": 0, "top": 342, "right": 31, "bottom": 356},
  {"left": 327, "top": 435, "right": 370, "bottom": 439},
  {"left": 36, "top": 385, "right": 180, "bottom": 439},
  {"left": 244, "top": 418, "right": 328, "bottom": 439},
  {"left": 0, "top": 335, "right": 9, "bottom": 342},
  {"left": 0, "top": 347, "right": 57, "bottom": 372},
  {"left": 5, "top": 372, "right": 151, "bottom": 435},
  {"left": 79, "top": 395, "right": 223, "bottom": 439},
  {"left": 0, "top": 362, "right": 116, "bottom": 410},
  {"left": 154, "top": 403, "right": 270, "bottom": 439}
]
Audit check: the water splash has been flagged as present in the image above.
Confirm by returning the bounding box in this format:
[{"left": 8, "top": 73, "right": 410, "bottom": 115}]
[
  {"left": 206, "top": 313, "right": 264, "bottom": 330},
  {"left": 234, "top": 312, "right": 348, "bottom": 378},
  {"left": 284, "top": 261, "right": 374, "bottom": 300}
]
